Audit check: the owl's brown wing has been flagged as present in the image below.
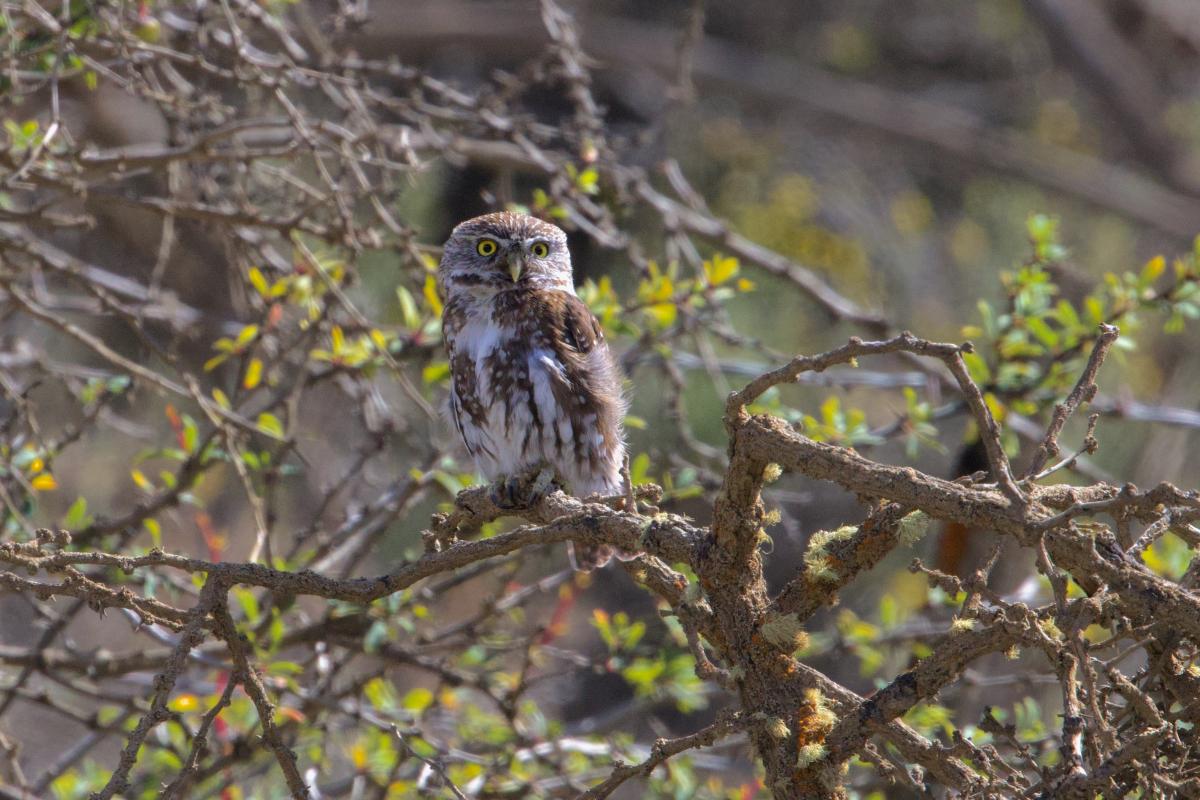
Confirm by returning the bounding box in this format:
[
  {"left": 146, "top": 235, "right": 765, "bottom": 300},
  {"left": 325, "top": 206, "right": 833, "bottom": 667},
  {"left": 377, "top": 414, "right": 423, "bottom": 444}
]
[
  {"left": 554, "top": 293, "right": 605, "bottom": 354},
  {"left": 540, "top": 293, "right": 627, "bottom": 571},
  {"left": 540, "top": 293, "right": 625, "bottom": 448}
]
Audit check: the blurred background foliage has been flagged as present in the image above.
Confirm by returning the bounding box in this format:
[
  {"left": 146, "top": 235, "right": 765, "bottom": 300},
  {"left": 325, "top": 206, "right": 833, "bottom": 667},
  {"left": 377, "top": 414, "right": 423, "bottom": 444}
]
[{"left": 2, "top": 0, "right": 1200, "bottom": 797}]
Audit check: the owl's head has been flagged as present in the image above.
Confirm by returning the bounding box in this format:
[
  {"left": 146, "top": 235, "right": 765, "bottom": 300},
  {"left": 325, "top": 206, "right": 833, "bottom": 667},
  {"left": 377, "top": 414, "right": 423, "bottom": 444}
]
[{"left": 439, "top": 212, "right": 574, "bottom": 297}]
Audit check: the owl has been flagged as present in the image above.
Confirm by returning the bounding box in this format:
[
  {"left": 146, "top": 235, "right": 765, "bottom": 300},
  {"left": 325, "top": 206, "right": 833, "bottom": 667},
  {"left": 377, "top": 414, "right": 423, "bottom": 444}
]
[{"left": 438, "top": 212, "right": 629, "bottom": 569}]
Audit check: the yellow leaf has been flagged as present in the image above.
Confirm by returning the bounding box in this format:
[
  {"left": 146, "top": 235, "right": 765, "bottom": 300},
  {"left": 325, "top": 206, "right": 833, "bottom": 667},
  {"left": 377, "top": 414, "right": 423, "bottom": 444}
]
[
  {"left": 30, "top": 473, "right": 57, "bottom": 491},
  {"left": 212, "top": 388, "right": 231, "bottom": 409},
  {"left": 645, "top": 302, "right": 677, "bottom": 328},
  {"left": 349, "top": 742, "right": 368, "bottom": 770},
  {"left": 369, "top": 329, "right": 389, "bottom": 351},
  {"left": 235, "top": 324, "right": 259, "bottom": 347},
  {"left": 736, "top": 277, "right": 756, "bottom": 292},
  {"left": 396, "top": 286, "right": 420, "bottom": 329},
  {"left": 704, "top": 254, "right": 739, "bottom": 285},
  {"left": 243, "top": 358, "right": 263, "bottom": 390},
  {"left": 1142, "top": 255, "right": 1165, "bottom": 283},
  {"left": 1142, "top": 546, "right": 1167, "bottom": 575},
  {"left": 402, "top": 687, "right": 434, "bottom": 713},
  {"left": 145, "top": 518, "right": 162, "bottom": 547},
  {"left": 131, "top": 469, "right": 153, "bottom": 492},
  {"left": 330, "top": 325, "right": 345, "bottom": 354},
  {"left": 203, "top": 354, "right": 228, "bottom": 372},
  {"left": 983, "top": 392, "right": 1007, "bottom": 422},
  {"left": 257, "top": 412, "right": 285, "bottom": 439},
  {"left": 423, "top": 275, "right": 443, "bottom": 316},
  {"left": 29, "top": 457, "right": 44, "bottom": 474},
  {"left": 649, "top": 274, "right": 674, "bottom": 302},
  {"left": 169, "top": 693, "right": 200, "bottom": 713},
  {"left": 247, "top": 267, "right": 269, "bottom": 297}
]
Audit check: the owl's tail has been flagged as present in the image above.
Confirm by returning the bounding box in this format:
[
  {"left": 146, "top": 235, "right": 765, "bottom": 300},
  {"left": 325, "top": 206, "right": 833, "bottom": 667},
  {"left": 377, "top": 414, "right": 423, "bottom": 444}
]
[{"left": 569, "top": 467, "right": 637, "bottom": 570}]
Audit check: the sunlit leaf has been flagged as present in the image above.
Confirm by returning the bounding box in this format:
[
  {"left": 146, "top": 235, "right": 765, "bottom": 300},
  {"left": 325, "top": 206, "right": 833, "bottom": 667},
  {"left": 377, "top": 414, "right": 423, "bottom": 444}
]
[
  {"left": 256, "top": 412, "right": 285, "bottom": 439},
  {"left": 131, "top": 469, "right": 153, "bottom": 492},
  {"left": 402, "top": 687, "right": 434, "bottom": 713},
  {"left": 30, "top": 473, "right": 57, "bottom": 491},
  {"left": 243, "top": 357, "right": 264, "bottom": 390},
  {"left": 423, "top": 275, "right": 443, "bottom": 316}
]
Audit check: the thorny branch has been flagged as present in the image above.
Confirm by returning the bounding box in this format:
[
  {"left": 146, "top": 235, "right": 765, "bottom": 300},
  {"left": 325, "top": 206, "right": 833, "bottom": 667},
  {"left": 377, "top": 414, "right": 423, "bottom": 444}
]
[
  {"left": 3, "top": 324, "right": 1193, "bottom": 796},
  {"left": 1, "top": 1, "right": 1200, "bottom": 798}
]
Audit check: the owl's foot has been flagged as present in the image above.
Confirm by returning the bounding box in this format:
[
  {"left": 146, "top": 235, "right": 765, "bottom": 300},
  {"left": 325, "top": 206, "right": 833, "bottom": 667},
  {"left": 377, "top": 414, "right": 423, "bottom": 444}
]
[
  {"left": 488, "top": 466, "right": 559, "bottom": 510},
  {"left": 529, "top": 466, "right": 558, "bottom": 503},
  {"left": 488, "top": 475, "right": 523, "bottom": 509}
]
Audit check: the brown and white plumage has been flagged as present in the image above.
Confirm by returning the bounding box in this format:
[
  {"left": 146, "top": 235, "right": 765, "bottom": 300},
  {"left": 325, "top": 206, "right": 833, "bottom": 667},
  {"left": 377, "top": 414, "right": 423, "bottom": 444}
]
[{"left": 438, "top": 212, "right": 628, "bottom": 569}]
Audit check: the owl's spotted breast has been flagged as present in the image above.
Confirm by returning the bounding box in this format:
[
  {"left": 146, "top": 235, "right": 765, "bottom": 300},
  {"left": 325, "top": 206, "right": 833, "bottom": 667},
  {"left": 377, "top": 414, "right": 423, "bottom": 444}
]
[{"left": 443, "top": 288, "right": 626, "bottom": 497}]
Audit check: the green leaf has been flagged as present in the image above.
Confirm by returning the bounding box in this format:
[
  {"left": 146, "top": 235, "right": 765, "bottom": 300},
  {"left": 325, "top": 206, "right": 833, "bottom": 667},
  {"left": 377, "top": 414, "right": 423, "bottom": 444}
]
[
  {"left": 233, "top": 587, "right": 260, "bottom": 622},
  {"left": 63, "top": 496, "right": 89, "bottom": 528},
  {"left": 1025, "top": 316, "right": 1058, "bottom": 348},
  {"left": 144, "top": 518, "right": 162, "bottom": 548},
  {"left": 629, "top": 453, "right": 651, "bottom": 485},
  {"left": 402, "top": 687, "right": 434, "bottom": 713},
  {"left": 364, "top": 677, "right": 397, "bottom": 709},
  {"left": 879, "top": 594, "right": 898, "bottom": 628},
  {"left": 266, "top": 660, "right": 304, "bottom": 676},
  {"left": 621, "top": 657, "right": 666, "bottom": 694},
  {"left": 422, "top": 361, "right": 450, "bottom": 384},
  {"left": 396, "top": 285, "right": 420, "bottom": 329},
  {"left": 256, "top": 412, "right": 285, "bottom": 439},
  {"left": 182, "top": 415, "right": 199, "bottom": 454},
  {"left": 364, "top": 620, "right": 388, "bottom": 653}
]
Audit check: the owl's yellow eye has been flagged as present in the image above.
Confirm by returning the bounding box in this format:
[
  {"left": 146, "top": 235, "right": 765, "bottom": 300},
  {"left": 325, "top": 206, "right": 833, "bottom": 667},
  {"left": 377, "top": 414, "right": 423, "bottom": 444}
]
[
  {"left": 530, "top": 241, "right": 550, "bottom": 258},
  {"left": 476, "top": 238, "right": 498, "bottom": 257}
]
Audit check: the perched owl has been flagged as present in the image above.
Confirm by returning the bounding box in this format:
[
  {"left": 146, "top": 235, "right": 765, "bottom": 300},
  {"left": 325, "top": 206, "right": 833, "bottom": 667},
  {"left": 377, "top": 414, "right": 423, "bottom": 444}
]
[{"left": 438, "top": 212, "right": 629, "bottom": 569}]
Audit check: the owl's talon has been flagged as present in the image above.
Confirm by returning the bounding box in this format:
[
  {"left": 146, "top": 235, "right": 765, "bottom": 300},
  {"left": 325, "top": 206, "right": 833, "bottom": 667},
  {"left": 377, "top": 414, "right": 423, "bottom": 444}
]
[
  {"left": 528, "top": 467, "right": 558, "bottom": 505},
  {"left": 488, "top": 475, "right": 521, "bottom": 509},
  {"left": 505, "top": 476, "right": 524, "bottom": 505},
  {"left": 487, "top": 467, "right": 560, "bottom": 510}
]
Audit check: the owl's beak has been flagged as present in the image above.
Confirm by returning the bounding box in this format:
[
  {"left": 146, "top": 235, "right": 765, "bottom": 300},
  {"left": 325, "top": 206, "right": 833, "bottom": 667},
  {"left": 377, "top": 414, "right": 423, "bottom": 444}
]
[{"left": 506, "top": 252, "right": 525, "bottom": 283}]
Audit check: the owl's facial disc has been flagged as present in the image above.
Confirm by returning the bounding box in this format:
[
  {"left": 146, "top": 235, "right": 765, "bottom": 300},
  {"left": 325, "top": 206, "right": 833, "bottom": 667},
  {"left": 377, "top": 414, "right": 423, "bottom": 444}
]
[{"left": 441, "top": 213, "right": 571, "bottom": 296}]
